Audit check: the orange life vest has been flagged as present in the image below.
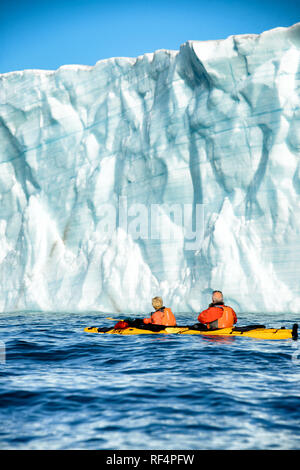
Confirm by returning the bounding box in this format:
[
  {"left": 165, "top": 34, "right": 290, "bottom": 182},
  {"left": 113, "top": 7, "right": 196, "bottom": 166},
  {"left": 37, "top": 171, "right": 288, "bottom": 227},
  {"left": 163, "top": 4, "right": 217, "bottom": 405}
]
[
  {"left": 143, "top": 307, "right": 176, "bottom": 326},
  {"left": 207, "top": 305, "right": 237, "bottom": 329}
]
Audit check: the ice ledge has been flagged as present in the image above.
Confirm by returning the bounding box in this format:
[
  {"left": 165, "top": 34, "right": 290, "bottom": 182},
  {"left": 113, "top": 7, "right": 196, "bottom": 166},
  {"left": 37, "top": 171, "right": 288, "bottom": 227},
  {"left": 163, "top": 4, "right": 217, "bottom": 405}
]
[{"left": 0, "top": 23, "right": 300, "bottom": 313}]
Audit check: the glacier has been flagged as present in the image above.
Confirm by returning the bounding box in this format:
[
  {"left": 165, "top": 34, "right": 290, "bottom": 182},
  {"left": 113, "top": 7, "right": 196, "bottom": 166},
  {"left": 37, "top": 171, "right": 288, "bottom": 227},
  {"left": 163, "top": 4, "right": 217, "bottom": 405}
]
[{"left": 0, "top": 23, "right": 300, "bottom": 315}]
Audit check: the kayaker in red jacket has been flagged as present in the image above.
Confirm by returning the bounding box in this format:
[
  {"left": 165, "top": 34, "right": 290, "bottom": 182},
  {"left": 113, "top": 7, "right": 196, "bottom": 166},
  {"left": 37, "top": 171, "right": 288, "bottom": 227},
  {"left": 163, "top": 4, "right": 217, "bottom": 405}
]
[
  {"left": 198, "top": 290, "right": 237, "bottom": 329},
  {"left": 143, "top": 297, "right": 176, "bottom": 326}
]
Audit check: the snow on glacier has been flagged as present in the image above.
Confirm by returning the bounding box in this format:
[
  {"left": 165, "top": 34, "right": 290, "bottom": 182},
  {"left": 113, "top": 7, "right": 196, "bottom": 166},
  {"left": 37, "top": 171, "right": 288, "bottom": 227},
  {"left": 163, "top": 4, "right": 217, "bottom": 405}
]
[{"left": 0, "top": 23, "right": 300, "bottom": 315}]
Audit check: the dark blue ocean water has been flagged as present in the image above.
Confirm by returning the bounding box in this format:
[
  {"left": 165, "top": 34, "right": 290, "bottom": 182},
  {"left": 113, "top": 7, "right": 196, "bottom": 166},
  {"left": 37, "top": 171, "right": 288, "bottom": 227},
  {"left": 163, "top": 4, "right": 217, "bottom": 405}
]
[{"left": 0, "top": 311, "right": 300, "bottom": 450}]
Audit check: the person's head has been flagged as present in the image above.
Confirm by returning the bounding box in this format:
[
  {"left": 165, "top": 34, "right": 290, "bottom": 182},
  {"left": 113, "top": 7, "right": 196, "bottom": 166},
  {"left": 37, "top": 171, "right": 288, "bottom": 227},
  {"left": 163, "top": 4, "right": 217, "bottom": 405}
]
[
  {"left": 152, "top": 296, "right": 163, "bottom": 310},
  {"left": 212, "top": 290, "right": 223, "bottom": 303}
]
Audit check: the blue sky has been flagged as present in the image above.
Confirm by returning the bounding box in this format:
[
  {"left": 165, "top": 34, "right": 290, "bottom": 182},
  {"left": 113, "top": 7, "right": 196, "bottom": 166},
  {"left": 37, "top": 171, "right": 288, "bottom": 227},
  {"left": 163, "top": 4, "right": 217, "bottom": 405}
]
[{"left": 1, "top": 0, "right": 299, "bottom": 73}]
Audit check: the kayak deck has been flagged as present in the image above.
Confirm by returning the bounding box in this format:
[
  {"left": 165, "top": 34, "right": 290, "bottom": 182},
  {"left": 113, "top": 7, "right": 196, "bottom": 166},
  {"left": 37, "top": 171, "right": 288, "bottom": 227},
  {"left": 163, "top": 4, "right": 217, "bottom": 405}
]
[{"left": 84, "top": 323, "right": 298, "bottom": 340}]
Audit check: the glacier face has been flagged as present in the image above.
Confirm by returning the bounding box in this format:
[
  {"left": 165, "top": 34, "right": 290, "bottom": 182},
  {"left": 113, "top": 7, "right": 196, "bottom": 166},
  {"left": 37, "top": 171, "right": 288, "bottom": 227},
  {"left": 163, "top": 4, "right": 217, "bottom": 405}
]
[{"left": 0, "top": 23, "right": 300, "bottom": 315}]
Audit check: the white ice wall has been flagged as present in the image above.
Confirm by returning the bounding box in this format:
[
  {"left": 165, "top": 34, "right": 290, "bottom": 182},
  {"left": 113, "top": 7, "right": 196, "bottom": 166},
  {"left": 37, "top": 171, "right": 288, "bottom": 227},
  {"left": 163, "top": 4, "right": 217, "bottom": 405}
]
[{"left": 0, "top": 23, "right": 300, "bottom": 314}]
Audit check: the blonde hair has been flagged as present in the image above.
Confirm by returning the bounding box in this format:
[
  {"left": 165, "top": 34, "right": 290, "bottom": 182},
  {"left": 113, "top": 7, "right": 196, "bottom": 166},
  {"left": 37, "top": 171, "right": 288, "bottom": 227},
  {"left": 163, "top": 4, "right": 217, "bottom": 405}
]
[{"left": 152, "top": 296, "right": 163, "bottom": 307}]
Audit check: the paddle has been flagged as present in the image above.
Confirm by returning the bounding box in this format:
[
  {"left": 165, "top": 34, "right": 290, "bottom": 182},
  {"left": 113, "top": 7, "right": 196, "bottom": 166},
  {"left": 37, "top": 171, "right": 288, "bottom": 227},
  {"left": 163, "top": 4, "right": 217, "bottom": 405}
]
[
  {"left": 105, "top": 316, "right": 139, "bottom": 322},
  {"left": 105, "top": 316, "right": 144, "bottom": 326}
]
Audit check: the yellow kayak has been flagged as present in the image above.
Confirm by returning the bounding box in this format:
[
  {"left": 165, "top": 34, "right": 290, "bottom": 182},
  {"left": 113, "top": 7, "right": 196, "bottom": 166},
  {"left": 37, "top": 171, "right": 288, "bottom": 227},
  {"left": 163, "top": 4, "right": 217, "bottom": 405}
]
[{"left": 84, "top": 323, "right": 298, "bottom": 340}]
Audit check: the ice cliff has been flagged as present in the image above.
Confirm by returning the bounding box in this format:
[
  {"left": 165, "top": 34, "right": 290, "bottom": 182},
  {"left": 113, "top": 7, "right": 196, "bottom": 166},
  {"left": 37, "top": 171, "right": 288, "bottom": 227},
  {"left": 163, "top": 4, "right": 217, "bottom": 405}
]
[{"left": 1, "top": 23, "right": 300, "bottom": 314}]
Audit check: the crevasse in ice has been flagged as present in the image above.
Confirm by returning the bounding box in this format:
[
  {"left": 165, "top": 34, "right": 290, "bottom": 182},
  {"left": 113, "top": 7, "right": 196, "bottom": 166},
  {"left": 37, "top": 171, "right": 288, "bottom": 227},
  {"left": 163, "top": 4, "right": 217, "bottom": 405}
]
[{"left": 0, "top": 23, "right": 300, "bottom": 314}]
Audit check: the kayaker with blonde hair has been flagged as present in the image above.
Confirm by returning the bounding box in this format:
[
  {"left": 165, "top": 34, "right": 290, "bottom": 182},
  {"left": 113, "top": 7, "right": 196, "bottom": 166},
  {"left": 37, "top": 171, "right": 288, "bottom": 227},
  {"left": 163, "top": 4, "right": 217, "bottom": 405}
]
[{"left": 143, "top": 297, "right": 176, "bottom": 326}]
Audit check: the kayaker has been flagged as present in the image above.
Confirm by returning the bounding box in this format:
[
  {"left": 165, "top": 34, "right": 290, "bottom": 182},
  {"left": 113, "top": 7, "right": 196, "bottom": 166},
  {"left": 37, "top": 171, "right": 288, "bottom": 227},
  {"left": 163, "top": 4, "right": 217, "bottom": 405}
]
[
  {"left": 198, "top": 290, "right": 237, "bottom": 329},
  {"left": 143, "top": 297, "right": 176, "bottom": 326}
]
